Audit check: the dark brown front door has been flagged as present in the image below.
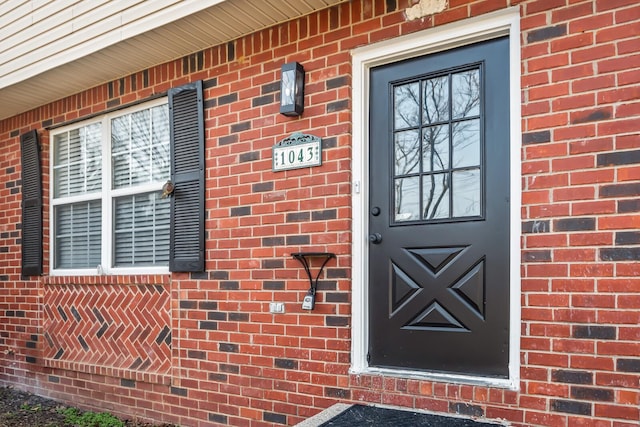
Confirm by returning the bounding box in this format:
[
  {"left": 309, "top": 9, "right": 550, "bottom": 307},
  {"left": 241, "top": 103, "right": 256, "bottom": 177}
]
[{"left": 368, "top": 37, "right": 510, "bottom": 378}]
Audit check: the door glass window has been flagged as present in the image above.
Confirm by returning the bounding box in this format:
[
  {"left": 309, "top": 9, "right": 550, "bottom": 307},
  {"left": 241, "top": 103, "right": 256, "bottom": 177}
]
[
  {"left": 423, "top": 124, "right": 449, "bottom": 171},
  {"left": 394, "top": 176, "right": 420, "bottom": 221},
  {"left": 422, "top": 173, "right": 450, "bottom": 219},
  {"left": 423, "top": 75, "right": 449, "bottom": 123},
  {"left": 452, "top": 70, "right": 481, "bottom": 119},
  {"left": 394, "top": 82, "right": 421, "bottom": 129},
  {"left": 394, "top": 129, "right": 420, "bottom": 175},
  {"left": 392, "top": 67, "right": 482, "bottom": 223}
]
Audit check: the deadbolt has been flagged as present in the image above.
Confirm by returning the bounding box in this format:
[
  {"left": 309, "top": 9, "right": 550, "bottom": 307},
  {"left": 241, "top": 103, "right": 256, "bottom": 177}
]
[{"left": 371, "top": 206, "right": 381, "bottom": 216}]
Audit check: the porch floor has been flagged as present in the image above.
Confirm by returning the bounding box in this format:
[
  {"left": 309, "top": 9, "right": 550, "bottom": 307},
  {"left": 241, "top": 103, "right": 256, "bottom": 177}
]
[{"left": 296, "top": 404, "right": 505, "bottom": 426}]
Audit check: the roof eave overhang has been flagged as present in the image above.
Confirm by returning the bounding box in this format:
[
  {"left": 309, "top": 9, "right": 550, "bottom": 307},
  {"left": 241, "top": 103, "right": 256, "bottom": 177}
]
[{"left": 0, "top": 0, "right": 346, "bottom": 121}]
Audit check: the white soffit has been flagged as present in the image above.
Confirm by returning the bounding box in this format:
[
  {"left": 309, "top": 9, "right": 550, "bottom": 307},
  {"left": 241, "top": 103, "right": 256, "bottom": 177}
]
[{"left": 0, "top": 0, "right": 347, "bottom": 120}]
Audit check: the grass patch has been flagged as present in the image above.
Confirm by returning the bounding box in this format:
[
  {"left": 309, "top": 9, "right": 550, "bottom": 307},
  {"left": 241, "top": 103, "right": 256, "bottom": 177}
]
[{"left": 59, "top": 407, "right": 124, "bottom": 427}]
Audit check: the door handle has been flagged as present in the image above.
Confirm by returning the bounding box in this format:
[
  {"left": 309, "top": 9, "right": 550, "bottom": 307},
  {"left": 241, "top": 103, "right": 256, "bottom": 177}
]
[{"left": 369, "top": 233, "right": 382, "bottom": 244}]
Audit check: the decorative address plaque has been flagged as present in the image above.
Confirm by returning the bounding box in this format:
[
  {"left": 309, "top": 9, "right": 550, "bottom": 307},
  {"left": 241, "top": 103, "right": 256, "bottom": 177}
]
[{"left": 272, "top": 132, "right": 322, "bottom": 171}]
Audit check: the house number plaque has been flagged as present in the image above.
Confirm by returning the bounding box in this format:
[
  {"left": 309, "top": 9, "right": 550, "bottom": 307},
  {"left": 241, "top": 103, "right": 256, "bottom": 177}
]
[{"left": 272, "top": 132, "right": 322, "bottom": 171}]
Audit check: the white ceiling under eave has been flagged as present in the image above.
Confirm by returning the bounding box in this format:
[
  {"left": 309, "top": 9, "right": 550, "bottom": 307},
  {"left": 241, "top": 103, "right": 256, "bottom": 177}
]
[{"left": 0, "top": 0, "right": 347, "bottom": 121}]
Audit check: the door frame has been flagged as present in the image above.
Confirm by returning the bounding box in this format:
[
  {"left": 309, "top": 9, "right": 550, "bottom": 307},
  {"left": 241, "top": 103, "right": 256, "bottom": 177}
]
[{"left": 351, "top": 7, "right": 521, "bottom": 389}]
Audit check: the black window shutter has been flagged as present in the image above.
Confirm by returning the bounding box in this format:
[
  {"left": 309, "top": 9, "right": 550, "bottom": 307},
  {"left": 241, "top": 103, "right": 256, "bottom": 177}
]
[
  {"left": 168, "top": 81, "right": 205, "bottom": 272},
  {"left": 20, "top": 130, "right": 43, "bottom": 276}
]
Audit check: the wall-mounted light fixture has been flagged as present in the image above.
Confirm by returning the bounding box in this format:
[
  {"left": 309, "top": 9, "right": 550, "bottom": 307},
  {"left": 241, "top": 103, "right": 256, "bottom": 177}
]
[{"left": 280, "top": 62, "right": 305, "bottom": 116}]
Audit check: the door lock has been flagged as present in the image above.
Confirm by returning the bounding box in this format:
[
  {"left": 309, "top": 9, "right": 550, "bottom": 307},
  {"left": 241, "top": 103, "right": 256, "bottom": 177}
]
[
  {"left": 369, "top": 233, "right": 382, "bottom": 244},
  {"left": 301, "top": 289, "right": 315, "bottom": 310}
]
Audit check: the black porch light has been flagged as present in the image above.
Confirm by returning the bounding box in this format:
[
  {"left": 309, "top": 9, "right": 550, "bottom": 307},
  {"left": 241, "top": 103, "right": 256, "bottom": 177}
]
[{"left": 280, "top": 62, "right": 305, "bottom": 116}]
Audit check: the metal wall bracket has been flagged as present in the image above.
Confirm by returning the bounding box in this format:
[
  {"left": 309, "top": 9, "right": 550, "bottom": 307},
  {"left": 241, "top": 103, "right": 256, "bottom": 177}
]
[{"left": 291, "top": 252, "right": 336, "bottom": 294}]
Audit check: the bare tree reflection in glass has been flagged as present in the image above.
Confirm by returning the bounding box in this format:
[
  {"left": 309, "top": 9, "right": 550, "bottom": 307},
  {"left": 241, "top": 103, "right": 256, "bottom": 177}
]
[
  {"left": 422, "top": 69, "right": 481, "bottom": 220},
  {"left": 391, "top": 67, "right": 481, "bottom": 223},
  {"left": 422, "top": 76, "right": 450, "bottom": 219},
  {"left": 394, "top": 83, "right": 421, "bottom": 221},
  {"left": 451, "top": 69, "right": 481, "bottom": 217}
]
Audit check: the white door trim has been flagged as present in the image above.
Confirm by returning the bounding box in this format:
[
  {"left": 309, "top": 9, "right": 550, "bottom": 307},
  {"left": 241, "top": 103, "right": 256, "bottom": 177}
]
[{"left": 350, "top": 7, "right": 521, "bottom": 389}]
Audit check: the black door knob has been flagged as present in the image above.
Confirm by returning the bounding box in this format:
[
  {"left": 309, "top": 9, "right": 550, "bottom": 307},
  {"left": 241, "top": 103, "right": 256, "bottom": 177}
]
[
  {"left": 369, "top": 233, "right": 382, "bottom": 244},
  {"left": 371, "top": 206, "right": 381, "bottom": 216}
]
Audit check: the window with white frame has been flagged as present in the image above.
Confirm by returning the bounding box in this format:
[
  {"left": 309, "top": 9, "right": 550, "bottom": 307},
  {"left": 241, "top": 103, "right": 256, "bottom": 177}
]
[{"left": 51, "top": 99, "right": 171, "bottom": 274}]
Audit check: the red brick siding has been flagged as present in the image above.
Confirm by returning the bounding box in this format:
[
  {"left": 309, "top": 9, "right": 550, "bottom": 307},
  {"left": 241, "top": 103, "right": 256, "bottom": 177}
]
[{"left": 0, "top": 0, "right": 638, "bottom": 426}]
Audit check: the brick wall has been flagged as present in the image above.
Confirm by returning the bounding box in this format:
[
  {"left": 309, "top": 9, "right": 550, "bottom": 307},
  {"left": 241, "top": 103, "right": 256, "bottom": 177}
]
[
  {"left": 0, "top": 0, "right": 639, "bottom": 426},
  {"left": 518, "top": 0, "right": 640, "bottom": 424}
]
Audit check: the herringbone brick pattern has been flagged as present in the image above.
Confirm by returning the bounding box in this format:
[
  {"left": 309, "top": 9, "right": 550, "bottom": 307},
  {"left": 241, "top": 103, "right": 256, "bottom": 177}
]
[{"left": 43, "top": 284, "right": 171, "bottom": 376}]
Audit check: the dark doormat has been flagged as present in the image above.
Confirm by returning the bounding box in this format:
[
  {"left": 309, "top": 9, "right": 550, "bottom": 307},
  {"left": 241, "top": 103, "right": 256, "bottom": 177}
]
[{"left": 319, "top": 405, "right": 501, "bottom": 426}]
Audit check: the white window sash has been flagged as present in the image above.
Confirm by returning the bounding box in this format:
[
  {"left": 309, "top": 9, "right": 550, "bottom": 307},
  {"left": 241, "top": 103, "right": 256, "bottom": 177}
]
[{"left": 50, "top": 98, "right": 170, "bottom": 276}]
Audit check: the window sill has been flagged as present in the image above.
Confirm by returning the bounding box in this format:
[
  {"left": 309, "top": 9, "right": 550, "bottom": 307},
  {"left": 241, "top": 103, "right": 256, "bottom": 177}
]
[{"left": 42, "top": 274, "right": 170, "bottom": 286}]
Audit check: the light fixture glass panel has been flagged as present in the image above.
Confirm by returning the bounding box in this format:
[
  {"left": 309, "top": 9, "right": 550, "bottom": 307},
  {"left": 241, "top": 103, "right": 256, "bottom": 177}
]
[
  {"left": 281, "top": 69, "right": 296, "bottom": 107},
  {"left": 280, "top": 62, "right": 304, "bottom": 116}
]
